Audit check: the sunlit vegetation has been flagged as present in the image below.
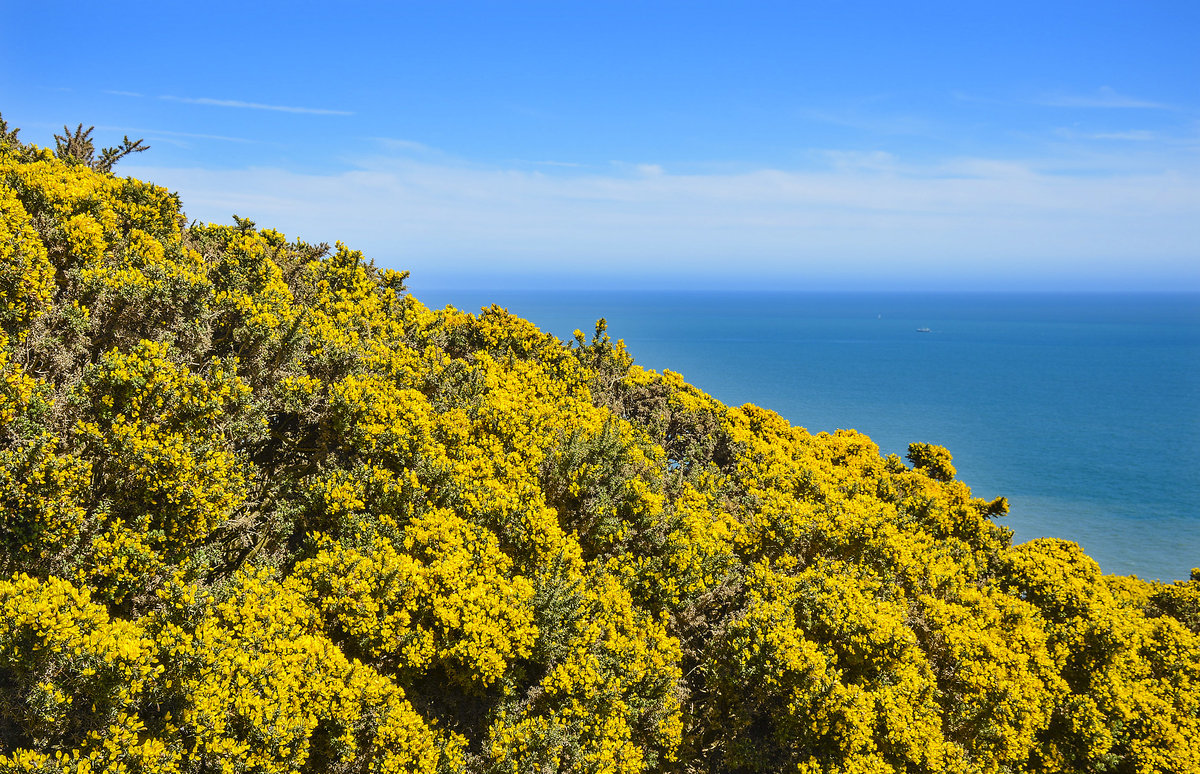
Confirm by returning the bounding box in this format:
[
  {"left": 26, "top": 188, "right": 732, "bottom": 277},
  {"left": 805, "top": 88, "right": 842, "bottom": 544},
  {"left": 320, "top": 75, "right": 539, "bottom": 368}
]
[{"left": 1, "top": 116, "right": 1197, "bottom": 773}]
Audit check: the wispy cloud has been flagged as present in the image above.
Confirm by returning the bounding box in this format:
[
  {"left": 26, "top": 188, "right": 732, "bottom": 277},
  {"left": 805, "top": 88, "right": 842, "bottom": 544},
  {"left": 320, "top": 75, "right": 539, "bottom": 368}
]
[
  {"left": 529, "top": 160, "right": 584, "bottom": 168},
  {"left": 799, "top": 107, "right": 935, "bottom": 137},
  {"left": 1040, "top": 86, "right": 1169, "bottom": 110},
  {"left": 819, "top": 150, "right": 898, "bottom": 173},
  {"left": 950, "top": 90, "right": 1009, "bottom": 106},
  {"left": 160, "top": 96, "right": 353, "bottom": 116},
  {"left": 1055, "top": 128, "right": 1160, "bottom": 142},
  {"left": 122, "top": 144, "right": 1200, "bottom": 290},
  {"left": 105, "top": 90, "right": 144, "bottom": 98},
  {"left": 98, "top": 126, "right": 253, "bottom": 144},
  {"left": 373, "top": 138, "right": 436, "bottom": 153}
]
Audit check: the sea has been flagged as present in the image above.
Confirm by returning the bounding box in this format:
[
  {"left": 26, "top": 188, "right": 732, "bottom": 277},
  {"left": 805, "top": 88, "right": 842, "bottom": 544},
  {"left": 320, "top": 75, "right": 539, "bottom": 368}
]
[{"left": 412, "top": 289, "right": 1200, "bottom": 582}]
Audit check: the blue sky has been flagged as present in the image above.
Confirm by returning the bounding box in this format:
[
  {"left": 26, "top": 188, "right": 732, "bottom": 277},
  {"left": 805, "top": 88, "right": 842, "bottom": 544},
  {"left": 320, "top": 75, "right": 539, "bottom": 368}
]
[{"left": 3, "top": 0, "right": 1198, "bottom": 291}]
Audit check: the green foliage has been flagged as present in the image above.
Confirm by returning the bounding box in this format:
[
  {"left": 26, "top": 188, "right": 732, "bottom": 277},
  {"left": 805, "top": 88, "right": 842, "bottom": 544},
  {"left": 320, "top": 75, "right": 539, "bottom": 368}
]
[
  {"left": 0, "top": 117, "right": 1196, "bottom": 773},
  {"left": 53, "top": 123, "right": 149, "bottom": 173}
]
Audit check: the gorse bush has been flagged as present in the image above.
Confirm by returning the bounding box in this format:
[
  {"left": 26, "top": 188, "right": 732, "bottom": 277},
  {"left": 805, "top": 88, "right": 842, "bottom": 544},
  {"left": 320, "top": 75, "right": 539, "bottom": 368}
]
[{"left": 0, "top": 116, "right": 1197, "bottom": 773}]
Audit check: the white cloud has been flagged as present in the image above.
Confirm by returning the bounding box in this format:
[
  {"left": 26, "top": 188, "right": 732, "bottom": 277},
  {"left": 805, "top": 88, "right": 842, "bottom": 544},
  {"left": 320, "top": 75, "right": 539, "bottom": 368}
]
[
  {"left": 122, "top": 145, "right": 1200, "bottom": 290},
  {"left": 1040, "top": 86, "right": 1170, "bottom": 110},
  {"left": 372, "top": 138, "right": 438, "bottom": 154},
  {"left": 1055, "top": 128, "right": 1160, "bottom": 142},
  {"left": 159, "top": 96, "right": 353, "bottom": 116},
  {"left": 800, "top": 107, "right": 935, "bottom": 136},
  {"left": 820, "top": 150, "right": 898, "bottom": 173},
  {"left": 98, "top": 126, "right": 253, "bottom": 145}
]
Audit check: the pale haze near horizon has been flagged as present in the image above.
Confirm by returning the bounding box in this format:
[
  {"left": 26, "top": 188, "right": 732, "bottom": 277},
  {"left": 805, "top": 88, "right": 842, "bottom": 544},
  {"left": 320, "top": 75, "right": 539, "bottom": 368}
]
[{"left": 3, "top": 1, "right": 1197, "bottom": 291}]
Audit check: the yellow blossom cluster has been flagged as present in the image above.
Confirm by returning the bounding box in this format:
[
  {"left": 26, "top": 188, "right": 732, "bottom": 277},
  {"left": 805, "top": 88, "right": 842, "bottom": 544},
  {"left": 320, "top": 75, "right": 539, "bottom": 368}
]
[{"left": 0, "top": 120, "right": 1197, "bottom": 773}]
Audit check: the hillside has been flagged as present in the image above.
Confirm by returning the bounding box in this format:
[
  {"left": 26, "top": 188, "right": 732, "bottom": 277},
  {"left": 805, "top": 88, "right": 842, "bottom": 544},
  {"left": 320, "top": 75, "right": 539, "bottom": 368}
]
[{"left": 1, "top": 119, "right": 1197, "bottom": 774}]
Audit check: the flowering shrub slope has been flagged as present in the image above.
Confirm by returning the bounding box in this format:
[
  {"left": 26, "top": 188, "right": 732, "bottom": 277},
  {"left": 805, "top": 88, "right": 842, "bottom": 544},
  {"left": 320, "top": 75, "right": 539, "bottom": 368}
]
[{"left": 1, "top": 120, "right": 1197, "bottom": 773}]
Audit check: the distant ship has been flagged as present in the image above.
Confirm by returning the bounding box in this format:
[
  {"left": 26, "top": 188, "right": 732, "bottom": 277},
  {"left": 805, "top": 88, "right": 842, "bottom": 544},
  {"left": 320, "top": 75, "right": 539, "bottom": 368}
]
[{"left": 916, "top": 327, "right": 932, "bottom": 333}]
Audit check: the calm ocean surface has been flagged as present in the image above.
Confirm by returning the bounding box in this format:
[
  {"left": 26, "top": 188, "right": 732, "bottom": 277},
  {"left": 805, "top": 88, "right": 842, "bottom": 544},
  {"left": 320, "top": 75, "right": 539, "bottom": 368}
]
[{"left": 414, "top": 289, "right": 1200, "bottom": 582}]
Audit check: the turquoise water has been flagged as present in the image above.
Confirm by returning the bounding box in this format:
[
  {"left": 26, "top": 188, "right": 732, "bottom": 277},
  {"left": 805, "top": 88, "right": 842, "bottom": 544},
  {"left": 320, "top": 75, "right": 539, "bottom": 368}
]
[{"left": 413, "top": 289, "right": 1200, "bottom": 582}]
